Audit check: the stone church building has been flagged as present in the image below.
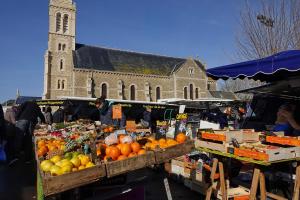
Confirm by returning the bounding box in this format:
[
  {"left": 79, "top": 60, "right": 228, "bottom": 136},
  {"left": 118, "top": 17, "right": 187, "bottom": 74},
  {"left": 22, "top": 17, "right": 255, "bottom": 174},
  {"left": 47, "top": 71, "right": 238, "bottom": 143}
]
[{"left": 43, "top": 0, "right": 216, "bottom": 101}]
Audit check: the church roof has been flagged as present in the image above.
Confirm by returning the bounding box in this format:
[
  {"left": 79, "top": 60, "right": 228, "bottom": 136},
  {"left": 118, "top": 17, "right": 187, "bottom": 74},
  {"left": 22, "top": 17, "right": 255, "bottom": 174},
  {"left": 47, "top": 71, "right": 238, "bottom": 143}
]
[{"left": 73, "top": 43, "right": 200, "bottom": 76}]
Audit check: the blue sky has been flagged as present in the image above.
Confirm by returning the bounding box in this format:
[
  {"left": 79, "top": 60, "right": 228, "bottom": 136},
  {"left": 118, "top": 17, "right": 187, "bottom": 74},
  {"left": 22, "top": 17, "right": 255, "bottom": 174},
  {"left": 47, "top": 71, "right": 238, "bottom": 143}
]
[{"left": 0, "top": 0, "right": 260, "bottom": 103}]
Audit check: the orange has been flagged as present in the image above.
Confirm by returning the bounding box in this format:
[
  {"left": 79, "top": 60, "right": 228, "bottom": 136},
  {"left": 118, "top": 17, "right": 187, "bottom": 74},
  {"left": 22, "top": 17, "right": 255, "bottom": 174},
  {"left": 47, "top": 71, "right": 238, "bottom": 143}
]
[
  {"left": 158, "top": 138, "right": 166, "bottom": 144},
  {"left": 138, "top": 149, "right": 146, "bottom": 155},
  {"left": 117, "top": 155, "right": 127, "bottom": 160},
  {"left": 120, "top": 143, "right": 132, "bottom": 156},
  {"left": 109, "top": 146, "right": 121, "bottom": 160},
  {"left": 116, "top": 143, "right": 123, "bottom": 151},
  {"left": 105, "top": 146, "right": 112, "bottom": 156},
  {"left": 148, "top": 137, "right": 155, "bottom": 142},
  {"left": 128, "top": 152, "right": 137, "bottom": 158},
  {"left": 37, "top": 140, "right": 46, "bottom": 148},
  {"left": 103, "top": 155, "right": 112, "bottom": 162},
  {"left": 150, "top": 143, "right": 158, "bottom": 150},
  {"left": 131, "top": 142, "right": 141, "bottom": 153},
  {"left": 176, "top": 133, "right": 186, "bottom": 143},
  {"left": 145, "top": 142, "right": 152, "bottom": 149}
]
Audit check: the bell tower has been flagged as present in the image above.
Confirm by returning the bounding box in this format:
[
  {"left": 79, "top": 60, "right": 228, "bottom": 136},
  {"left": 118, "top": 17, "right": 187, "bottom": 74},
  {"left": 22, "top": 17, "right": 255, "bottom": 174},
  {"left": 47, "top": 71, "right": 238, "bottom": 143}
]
[{"left": 43, "top": 0, "right": 76, "bottom": 99}]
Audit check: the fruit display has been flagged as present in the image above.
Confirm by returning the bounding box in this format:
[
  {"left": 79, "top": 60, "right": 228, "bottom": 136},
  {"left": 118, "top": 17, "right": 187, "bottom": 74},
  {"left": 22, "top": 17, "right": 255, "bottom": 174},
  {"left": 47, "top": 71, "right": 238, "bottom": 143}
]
[
  {"left": 40, "top": 152, "right": 96, "bottom": 176},
  {"left": 96, "top": 132, "right": 189, "bottom": 163}
]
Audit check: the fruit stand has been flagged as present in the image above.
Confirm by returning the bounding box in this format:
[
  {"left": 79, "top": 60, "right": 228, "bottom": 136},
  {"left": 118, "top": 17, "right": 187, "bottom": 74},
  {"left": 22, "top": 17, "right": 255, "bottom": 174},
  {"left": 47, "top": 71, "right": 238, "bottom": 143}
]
[{"left": 34, "top": 119, "right": 195, "bottom": 200}]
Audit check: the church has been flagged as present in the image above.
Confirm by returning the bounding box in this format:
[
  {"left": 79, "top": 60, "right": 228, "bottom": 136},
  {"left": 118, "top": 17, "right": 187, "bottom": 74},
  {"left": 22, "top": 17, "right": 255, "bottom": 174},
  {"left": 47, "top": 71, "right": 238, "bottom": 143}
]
[{"left": 43, "top": 0, "right": 216, "bottom": 101}]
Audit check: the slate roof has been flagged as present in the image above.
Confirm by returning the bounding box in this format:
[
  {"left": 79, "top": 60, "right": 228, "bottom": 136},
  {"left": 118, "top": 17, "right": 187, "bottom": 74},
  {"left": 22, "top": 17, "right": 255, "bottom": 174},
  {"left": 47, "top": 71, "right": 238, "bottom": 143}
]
[{"left": 73, "top": 43, "right": 201, "bottom": 76}]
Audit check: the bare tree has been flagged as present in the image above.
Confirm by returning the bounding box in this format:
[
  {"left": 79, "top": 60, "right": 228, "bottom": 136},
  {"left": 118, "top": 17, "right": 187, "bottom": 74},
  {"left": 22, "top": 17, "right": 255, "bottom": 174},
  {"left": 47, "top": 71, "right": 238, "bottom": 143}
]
[{"left": 237, "top": 0, "right": 300, "bottom": 60}]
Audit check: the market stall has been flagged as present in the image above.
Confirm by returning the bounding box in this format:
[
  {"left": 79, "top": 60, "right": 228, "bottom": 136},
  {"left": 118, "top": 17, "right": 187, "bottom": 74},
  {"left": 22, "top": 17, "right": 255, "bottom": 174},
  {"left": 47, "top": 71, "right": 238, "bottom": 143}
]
[
  {"left": 34, "top": 100, "right": 196, "bottom": 200},
  {"left": 196, "top": 50, "right": 300, "bottom": 199}
]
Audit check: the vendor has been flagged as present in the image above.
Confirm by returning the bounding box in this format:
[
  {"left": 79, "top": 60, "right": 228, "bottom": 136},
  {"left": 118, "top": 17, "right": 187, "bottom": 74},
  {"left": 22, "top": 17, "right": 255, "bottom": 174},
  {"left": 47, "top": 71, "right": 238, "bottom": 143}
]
[
  {"left": 95, "top": 96, "right": 126, "bottom": 127},
  {"left": 273, "top": 103, "right": 300, "bottom": 136}
]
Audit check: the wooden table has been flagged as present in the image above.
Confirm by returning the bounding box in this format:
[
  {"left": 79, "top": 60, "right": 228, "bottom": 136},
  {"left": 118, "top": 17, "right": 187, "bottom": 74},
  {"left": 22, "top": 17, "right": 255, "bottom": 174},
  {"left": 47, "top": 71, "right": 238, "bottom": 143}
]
[{"left": 197, "top": 147, "right": 300, "bottom": 200}]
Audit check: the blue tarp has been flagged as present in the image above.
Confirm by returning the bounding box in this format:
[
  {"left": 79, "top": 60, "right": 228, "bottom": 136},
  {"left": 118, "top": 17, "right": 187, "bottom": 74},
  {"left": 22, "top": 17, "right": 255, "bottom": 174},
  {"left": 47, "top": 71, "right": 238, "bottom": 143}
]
[{"left": 206, "top": 50, "right": 300, "bottom": 81}]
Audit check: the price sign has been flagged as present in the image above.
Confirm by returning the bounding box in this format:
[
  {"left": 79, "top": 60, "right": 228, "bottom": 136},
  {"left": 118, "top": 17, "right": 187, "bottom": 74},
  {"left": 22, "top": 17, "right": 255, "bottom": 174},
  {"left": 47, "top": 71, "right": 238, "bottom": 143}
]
[
  {"left": 112, "top": 104, "right": 122, "bottom": 119},
  {"left": 176, "top": 113, "right": 187, "bottom": 120},
  {"left": 126, "top": 120, "right": 136, "bottom": 132}
]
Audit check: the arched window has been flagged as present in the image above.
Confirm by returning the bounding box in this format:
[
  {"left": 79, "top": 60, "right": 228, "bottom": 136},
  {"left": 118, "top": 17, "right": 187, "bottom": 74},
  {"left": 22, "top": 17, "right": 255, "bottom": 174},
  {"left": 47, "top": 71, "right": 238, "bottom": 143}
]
[
  {"left": 101, "top": 83, "right": 107, "bottom": 97},
  {"left": 62, "top": 80, "right": 65, "bottom": 90},
  {"left": 130, "top": 85, "right": 136, "bottom": 100},
  {"left": 60, "top": 59, "right": 64, "bottom": 70},
  {"left": 195, "top": 88, "right": 199, "bottom": 99},
  {"left": 190, "top": 84, "right": 194, "bottom": 100},
  {"left": 56, "top": 13, "right": 61, "bottom": 32},
  {"left": 62, "top": 44, "right": 66, "bottom": 51},
  {"left": 122, "top": 84, "right": 125, "bottom": 100},
  {"left": 58, "top": 43, "right": 61, "bottom": 51},
  {"left": 63, "top": 14, "right": 69, "bottom": 33},
  {"left": 156, "top": 87, "right": 161, "bottom": 101},
  {"left": 183, "top": 87, "right": 188, "bottom": 99},
  {"left": 57, "top": 80, "right": 61, "bottom": 89}
]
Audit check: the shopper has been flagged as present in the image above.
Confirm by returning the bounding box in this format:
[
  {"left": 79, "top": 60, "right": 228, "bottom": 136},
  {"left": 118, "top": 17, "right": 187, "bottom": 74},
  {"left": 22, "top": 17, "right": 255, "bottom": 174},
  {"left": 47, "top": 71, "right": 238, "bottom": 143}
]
[
  {"left": 44, "top": 106, "right": 53, "bottom": 125},
  {"left": 0, "top": 105, "right": 5, "bottom": 142},
  {"left": 4, "top": 106, "right": 17, "bottom": 165},
  {"left": 15, "top": 101, "right": 45, "bottom": 162},
  {"left": 274, "top": 103, "right": 300, "bottom": 136},
  {"left": 94, "top": 96, "right": 124, "bottom": 126},
  {"left": 52, "top": 106, "right": 64, "bottom": 123}
]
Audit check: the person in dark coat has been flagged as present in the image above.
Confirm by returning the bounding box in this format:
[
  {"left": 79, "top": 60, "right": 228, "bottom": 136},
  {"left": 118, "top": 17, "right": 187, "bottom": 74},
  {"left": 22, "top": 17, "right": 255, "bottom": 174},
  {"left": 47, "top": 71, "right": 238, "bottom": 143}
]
[
  {"left": 0, "top": 105, "right": 5, "bottom": 142},
  {"left": 4, "top": 106, "right": 17, "bottom": 165},
  {"left": 52, "top": 107, "right": 64, "bottom": 123},
  {"left": 44, "top": 106, "right": 53, "bottom": 125},
  {"left": 95, "top": 96, "right": 126, "bottom": 127},
  {"left": 15, "top": 101, "right": 45, "bottom": 162}
]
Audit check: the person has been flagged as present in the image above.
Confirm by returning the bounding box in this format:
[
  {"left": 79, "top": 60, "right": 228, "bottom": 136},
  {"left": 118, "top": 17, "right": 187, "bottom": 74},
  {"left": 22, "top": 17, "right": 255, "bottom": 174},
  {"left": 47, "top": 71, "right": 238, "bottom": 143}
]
[
  {"left": 44, "top": 106, "right": 53, "bottom": 125},
  {"left": 15, "top": 101, "right": 45, "bottom": 162},
  {"left": 52, "top": 106, "right": 64, "bottom": 123},
  {"left": 273, "top": 103, "right": 300, "bottom": 136},
  {"left": 4, "top": 106, "right": 17, "bottom": 165},
  {"left": 95, "top": 96, "right": 126, "bottom": 127},
  {"left": 141, "top": 107, "right": 151, "bottom": 128},
  {"left": 0, "top": 105, "right": 5, "bottom": 142}
]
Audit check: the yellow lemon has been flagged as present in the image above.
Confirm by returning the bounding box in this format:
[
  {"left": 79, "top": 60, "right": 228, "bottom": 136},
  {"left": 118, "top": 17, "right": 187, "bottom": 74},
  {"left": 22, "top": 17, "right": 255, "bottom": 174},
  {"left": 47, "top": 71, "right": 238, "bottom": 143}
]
[
  {"left": 50, "top": 165, "right": 63, "bottom": 176},
  {"left": 80, "top": 155, "right": 90, "bottom": 166},
  {"left": 40, "top": 160, "right": 54, "bottom": 172},
  {"left": 61, "top": 165, "right": 72, "bottom": 174},
  {"left": 50, "top": 155, "right": 62, "bottom": 164},
  {"left": 70, "top": 157, "right": 81, "bottom": 167},
  {"left": 85, "top": 162, "right": 95, "bottom": 168},
  {"left": 78, "top": 165, "right": 85, "bottom": 170},
  {"left": 72, "top": 168, "right": 78, "bottom": 172}
]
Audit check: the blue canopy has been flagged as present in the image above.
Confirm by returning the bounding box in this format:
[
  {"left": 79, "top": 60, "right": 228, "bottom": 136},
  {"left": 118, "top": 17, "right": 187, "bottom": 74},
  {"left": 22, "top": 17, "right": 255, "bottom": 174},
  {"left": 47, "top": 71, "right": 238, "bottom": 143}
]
[{"left": 207, "top": 50, "right": 300, "bottom": 81}]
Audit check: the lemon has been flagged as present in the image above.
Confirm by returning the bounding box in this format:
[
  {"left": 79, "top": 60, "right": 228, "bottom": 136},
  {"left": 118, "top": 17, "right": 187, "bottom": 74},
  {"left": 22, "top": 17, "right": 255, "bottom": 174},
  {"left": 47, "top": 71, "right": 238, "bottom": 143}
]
[
  {"left": 50, "top": 155, "right": 62, "bottom": 164},
  {"left": 70, "top": 157, "right": 81, "bottom": 167},
  {"left": 40, "top": 160, "right": 54, "bottom": 172},
  {"left": 85, "top": 162, "right": 95, "bottom": 168},
  {"left": 79, "top": 155, "right": 90, "bottom": 166},
  {"left": 78, "top": 165, "right": 85, "bottom": 170},
  {"left": 61, "top": 165, "right": 72, "bottom": 174},
  {"left": 50, "top": 165, "right": 63, "bottom": 176}
]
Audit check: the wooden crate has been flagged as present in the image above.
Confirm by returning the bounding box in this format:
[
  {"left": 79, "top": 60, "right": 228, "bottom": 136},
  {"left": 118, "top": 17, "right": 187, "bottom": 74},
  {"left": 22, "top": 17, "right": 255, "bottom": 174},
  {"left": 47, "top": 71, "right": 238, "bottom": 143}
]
[
  {"left": 217, "top": 186, "right": 250, "bottom": 200},
  {"left": 234, "top": 147, "right": 297, "bottom": 161},
  {"left": 201, "top": 132, "right": 226, "bottom": 142},
  {"left": 39, "top": 163, "right": 106, "bottom": 196},
  {"left": 154, "top": 140, "right": 195, "bottom": 164},
  {"left": 195, "top": 139, "right": 228, "bottom": 152},
  {"left": 105, "top": 151, "right": 156, "bottom": 177},
  {"left": 266, "top": 136, "right": 300, "bottom": 146},
  {"left": 171, "top": 157, "right": 185, "bottom": 176}
]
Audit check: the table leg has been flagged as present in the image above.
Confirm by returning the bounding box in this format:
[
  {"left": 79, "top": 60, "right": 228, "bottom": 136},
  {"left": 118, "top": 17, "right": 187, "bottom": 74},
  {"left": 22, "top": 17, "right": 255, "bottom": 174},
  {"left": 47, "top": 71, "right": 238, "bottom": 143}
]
[
  {"left": 219, "top": 162, "right": 227, "bottom": 200},
  {"left": 250, "top": 168, "right": 260, "bottom": 200},
  {"left": 205, "top": 158, "right": 218, "bottom": 200},
  {"left": 259, "top": 172, "right": 266, "bottom": 200},
  {"left": 293, "top": 165, "right": 300, "bottom": 200}
]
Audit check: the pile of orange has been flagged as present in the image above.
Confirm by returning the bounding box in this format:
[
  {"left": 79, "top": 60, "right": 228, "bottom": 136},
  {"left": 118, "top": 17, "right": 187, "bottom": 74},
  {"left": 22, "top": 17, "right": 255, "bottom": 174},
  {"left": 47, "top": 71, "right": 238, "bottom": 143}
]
[
  {"left": 37, "top": 138, "right": 66, "bottom": 157},
  {"left": 99, "top": 142, "right": 146, "bottom": 161}
]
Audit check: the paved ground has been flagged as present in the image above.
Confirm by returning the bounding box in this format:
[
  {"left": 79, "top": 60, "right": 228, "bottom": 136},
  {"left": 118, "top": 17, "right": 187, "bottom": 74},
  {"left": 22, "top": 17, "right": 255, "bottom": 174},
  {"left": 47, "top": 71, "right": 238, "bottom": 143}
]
[{"left": 0, "top": 160, "right": 203, "bottom": 200}]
